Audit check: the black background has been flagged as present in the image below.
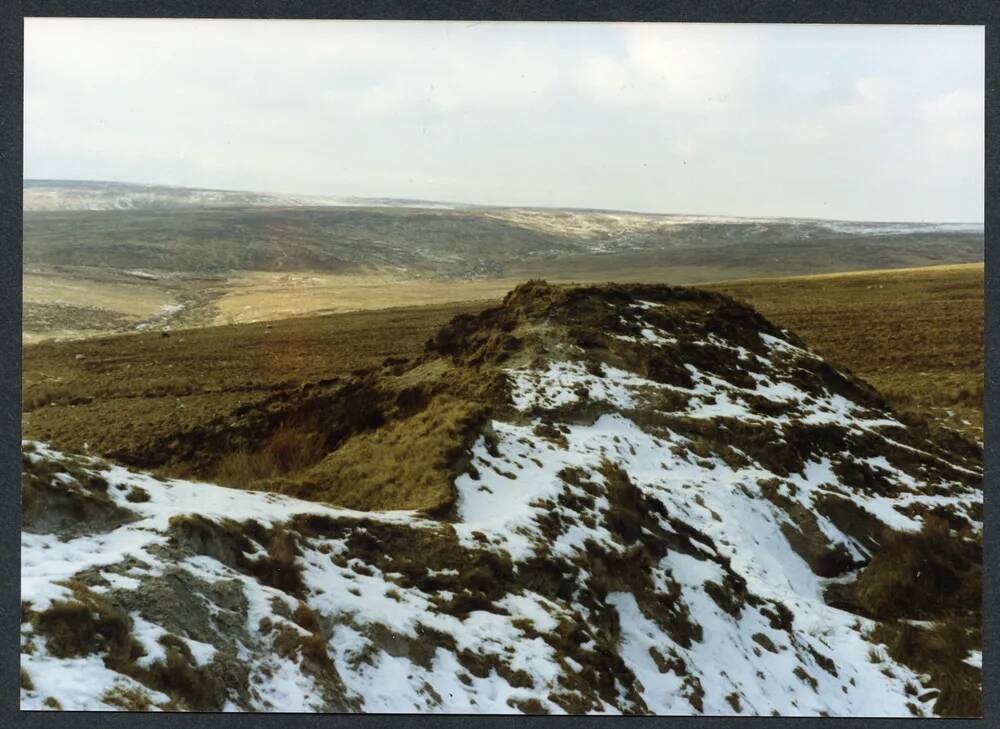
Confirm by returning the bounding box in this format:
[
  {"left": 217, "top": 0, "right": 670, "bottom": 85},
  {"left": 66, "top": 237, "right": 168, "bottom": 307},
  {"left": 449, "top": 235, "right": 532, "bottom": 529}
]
[{"left": 1, "top": 2, "right": 995, "bottom": 727}]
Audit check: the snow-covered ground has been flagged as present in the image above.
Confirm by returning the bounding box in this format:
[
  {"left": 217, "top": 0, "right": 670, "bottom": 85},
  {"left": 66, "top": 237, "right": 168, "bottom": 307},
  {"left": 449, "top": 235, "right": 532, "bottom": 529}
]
[
  {"left": 22, "top": 182, "right": 459, "bottom": 213},
  {"left": 20, "top": 289, "right": 981, "bottom": 715},
  {"left": 482, "top": 208, "right": 983, "bottom": 243},
  {"left": 23, "top": 182, "right": 982, "bottom": 241}
]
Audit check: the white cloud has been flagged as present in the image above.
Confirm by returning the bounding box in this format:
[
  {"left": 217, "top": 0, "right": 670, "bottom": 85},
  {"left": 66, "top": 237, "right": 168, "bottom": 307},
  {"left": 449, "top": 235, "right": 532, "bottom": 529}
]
[
  {"left": 830, "top": 76, "right": 901, "bottom": 126},
  {"left": 23, "top": 19, "right": 984, "bottom": 222},
  {"left": 922, "top": 89, "right": 983, "bottom": 122},
  {"left": 671, "top": 136, "right": 697, "bottom": 158},
  {"left": 624, "top": 24, "right": 763, "bottom": 106},
  {"left": 792, "top": 121, "right": 828, "bottom": 145},
  {"left": 574, "top": 23, "right": 764, "bottom": 110},
  {"left": 920, "top": 89, "right": 984, "bottom": 152},
  {"left": 574, "top": 53, "right": 633, "bottom": 105},
  {"left": 855, "top": 76, "right": 898, "bottom": 104}
]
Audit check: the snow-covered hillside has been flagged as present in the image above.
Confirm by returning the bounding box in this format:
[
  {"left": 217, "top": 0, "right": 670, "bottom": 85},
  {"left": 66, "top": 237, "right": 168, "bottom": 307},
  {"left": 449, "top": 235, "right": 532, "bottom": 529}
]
[
  {"left": 22, "top": 181, "right": 983, "bottom": 282},
  {"left": 23, "top": 180, "right": 354, "bottom": 211},
  {"left": 482, "top": 208, "right": 983, "bottom": 242},
  {"left": 22, "top": 180, "right": 458, "bottom": 212},
  {"left": 20, "top": 282, "right": 982, "bottom": 714},
  {"left": 24, "top": 180, "right": 982, "bottom": 240}
]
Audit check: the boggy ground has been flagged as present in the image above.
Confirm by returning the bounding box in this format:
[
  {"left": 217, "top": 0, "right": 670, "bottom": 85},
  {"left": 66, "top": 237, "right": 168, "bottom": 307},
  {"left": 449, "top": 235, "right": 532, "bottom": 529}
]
[{"left": 20, "top": 280, "right": 982, "bottom": 714}]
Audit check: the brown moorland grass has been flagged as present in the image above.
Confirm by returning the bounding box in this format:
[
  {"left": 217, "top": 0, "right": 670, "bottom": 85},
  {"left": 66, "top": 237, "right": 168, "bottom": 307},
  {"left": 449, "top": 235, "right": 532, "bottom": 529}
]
[
  {"left": 22, "top": 301, "right": 488, "bottom": 462},
  {"left": 854, "top": 515, "right": 981, "bottom": 622},
  {"left": 269, "top": 393, "right": 490, "bottom": 512},
  {"left": 869, "top": 617, "right": 981, "bottom": 717},
  {"left": 835, "top": 500, "right": 982, "bottom": 717},
  {"left": 21, "top": 263, "right": 982, "bottom": 490}
]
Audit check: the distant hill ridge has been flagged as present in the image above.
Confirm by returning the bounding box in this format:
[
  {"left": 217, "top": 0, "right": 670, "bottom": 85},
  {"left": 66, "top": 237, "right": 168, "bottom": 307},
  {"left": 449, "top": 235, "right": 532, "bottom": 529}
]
[
  {"left": 22, "top": 179, "right": 984, "bottom": 227},
  {"left": 22, "top": 181, "right": 984, "bottom": 280}
]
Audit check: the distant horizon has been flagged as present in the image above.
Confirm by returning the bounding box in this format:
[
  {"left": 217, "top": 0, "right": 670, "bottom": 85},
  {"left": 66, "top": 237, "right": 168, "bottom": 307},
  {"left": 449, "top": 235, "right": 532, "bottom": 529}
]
[{"left": 22, "top": 177, "right": 986, "bottom": 226}]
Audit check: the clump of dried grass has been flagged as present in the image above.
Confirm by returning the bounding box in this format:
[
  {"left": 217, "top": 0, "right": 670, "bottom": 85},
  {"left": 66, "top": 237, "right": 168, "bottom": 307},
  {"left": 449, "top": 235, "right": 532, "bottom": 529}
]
[
  {"left": 273, "top": 392, "right": 488, "bottom": 512},
  {"left": 854, "top": 516, "right": 980, "bottom": 621},
  {"left": 871, "top": 618, "right": 980, "bottom": 717},
  {"left": 213, "top": 424, "right": 327, "bottom": 487}
]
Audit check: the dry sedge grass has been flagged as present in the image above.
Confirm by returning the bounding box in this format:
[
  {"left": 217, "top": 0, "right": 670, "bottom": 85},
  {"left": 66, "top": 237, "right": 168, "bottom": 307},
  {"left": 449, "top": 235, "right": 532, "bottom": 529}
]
[
  {"left": 854, "top": 516, "right": 981, "bottom": 622},
  {"left": 870, "top": 618, "right": 981, "bottom": 717},
  {"left": 214, "top": 270, "right": 523, "bottom": 325},
  {"left": 849, "top": 514, "right": 982, "bottom": 717},
  {"left": 23, "top": 273, "right": 175, "bottom": 320},
  {"left": 214, "top": 425, "right": 328, "bottom": 487},
  {"left": 273, "top": 394, "right": 487, "bottom": 512},
  {"left": 22, "top": 301, "right": 486, "bottom": 461}
]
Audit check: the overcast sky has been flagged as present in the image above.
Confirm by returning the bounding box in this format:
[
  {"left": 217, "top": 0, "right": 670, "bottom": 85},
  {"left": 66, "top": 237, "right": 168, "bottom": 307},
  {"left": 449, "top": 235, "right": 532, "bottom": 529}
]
[{"left": 24, "top": 19, "right": 984, "bottom": 222}]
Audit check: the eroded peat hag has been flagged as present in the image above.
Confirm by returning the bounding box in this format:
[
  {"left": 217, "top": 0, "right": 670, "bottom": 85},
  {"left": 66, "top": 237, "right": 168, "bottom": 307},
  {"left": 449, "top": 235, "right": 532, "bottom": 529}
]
[{"left": 21, "top": 282, "right": 982, "bottom": 715}]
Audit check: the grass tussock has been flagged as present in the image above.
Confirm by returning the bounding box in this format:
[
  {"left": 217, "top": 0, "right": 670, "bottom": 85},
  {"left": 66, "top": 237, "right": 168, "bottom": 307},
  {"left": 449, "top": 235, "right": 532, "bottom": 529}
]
[
  {"left": 125, "top": 486, "right": 150, "bottom": 503},
  {"left": 247, "top": 525, "right": 305, "bottom": 598},
  {"left": 271, "top": 392, "right": 488, "bottom": 513},
  {"left": 854, "top": 515, "right": 982, "bottom": 717},
  {"left": 270, "top": 601, "right": 338, "bottom": 682},
  {"left": 854, "top": 516, "right": 981, "bottom": 621},
  {"left": 31, "top": 585, "right": 137, "bottom": 663},
  {"left": 213, "top": 425, "right": 327, "bottom": 487},
  {"left": 141, "top": 638, "right": 227, "bottom": 711},
  {"left": 871, "top": 619, "right": 981, "bottom": 717},
  {"left": 101, "top": 686, "right": 154, "bottom": 711}
]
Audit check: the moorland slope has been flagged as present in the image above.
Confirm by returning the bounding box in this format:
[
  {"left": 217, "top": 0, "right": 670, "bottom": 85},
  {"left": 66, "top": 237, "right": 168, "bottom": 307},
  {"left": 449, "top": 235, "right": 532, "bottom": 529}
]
[
  {"left": 21, "top": 282, "right": 982, "bottom": 714},
  {"left": 23, "top": 264, "right": 983, "bottom": 459}
]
